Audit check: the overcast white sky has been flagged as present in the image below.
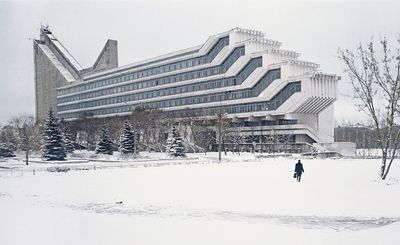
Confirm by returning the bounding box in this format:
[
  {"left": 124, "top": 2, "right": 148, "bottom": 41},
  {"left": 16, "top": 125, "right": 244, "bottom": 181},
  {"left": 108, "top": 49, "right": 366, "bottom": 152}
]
[{"left": 1, "top": 0, "right": 400, "bottom": 125}]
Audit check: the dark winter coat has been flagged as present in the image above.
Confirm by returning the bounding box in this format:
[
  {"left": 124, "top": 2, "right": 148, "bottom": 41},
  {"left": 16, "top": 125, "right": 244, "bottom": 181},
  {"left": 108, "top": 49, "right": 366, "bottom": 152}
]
[{"left": 295, "top": 162, "right": 304, "bottom": 175}]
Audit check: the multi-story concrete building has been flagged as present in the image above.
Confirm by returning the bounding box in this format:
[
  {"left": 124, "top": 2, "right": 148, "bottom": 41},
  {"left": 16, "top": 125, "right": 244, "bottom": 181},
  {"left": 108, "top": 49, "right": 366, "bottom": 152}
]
[{"left": 34, "top": 26, "right": 340, "bottom": 147}]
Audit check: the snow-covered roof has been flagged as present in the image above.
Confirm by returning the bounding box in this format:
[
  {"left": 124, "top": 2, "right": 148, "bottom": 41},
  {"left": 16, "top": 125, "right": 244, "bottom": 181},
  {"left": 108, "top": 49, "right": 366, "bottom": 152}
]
[
  {"left": 38, "top": 44, "right": 76, "bottom": 82},
  {"left": 46, "top": 33, "right": 84, "bottom": 71}
]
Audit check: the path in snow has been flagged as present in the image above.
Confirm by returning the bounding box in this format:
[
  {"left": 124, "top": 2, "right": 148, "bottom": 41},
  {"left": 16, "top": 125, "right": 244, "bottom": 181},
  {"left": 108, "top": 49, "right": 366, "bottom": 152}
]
[{"left": 66, "top": 202, "right": 400, "bottom": 231}]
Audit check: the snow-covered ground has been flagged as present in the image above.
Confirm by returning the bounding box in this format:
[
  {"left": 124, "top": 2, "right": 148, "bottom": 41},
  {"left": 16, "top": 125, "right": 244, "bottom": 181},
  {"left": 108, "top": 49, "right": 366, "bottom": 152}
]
[{"left": 1, "top": 153, "right": 400, "bottom": 244}]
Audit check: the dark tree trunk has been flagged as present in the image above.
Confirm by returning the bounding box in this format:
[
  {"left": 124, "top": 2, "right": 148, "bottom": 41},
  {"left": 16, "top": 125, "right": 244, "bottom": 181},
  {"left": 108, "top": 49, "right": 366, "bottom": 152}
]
[{"left": 25, "top": 151, "right": 29, "bottom": 165}]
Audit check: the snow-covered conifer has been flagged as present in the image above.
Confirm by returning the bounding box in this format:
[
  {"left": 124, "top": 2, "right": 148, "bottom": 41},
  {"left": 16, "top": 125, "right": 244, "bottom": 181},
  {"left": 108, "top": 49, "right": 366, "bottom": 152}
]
[
  {"left": 166, "top": 126, "right": 186, "bottom": 157},
  {"left": 119, "top": 120, "right": 135, "bottom": 154},
  {"left": 96, "top": 126, "right": 113, "bottom": 155},
  {"left": 60, "top": 120, "right": 75, "bottom": 154},
  {"left": 42, "top": 109, "right": 66, "bottom": 161}
]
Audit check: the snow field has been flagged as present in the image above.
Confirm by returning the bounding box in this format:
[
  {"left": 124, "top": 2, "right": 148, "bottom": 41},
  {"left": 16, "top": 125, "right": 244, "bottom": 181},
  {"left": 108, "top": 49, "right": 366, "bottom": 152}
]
[{"left": 1, "top": 153, "right": 400, "bottom": 244}]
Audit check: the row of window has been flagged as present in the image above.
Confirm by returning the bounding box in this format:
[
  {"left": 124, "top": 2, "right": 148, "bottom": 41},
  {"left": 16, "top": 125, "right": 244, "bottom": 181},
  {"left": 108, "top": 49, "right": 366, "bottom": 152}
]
[
  {"left": 59, "top": 82, "right": 301, "bottom": 120},
  {"left": 102, "top": 49, "right": 199, "bottom": 76},
  {"left": 243, "top": 119, "right": 298, "bottom": 127},
  {"left": 57, "top": 36, "right": 230, "bottom": 96},
  {"left": 58, "top": 56, "right": 261, "bottom": 111},
  {"left": 58, "top": 66, "right": 278, "bottom": 113},
  {"left": 58, "top": 46, "right": 245, "bottom": 104},
  {"left": 238, "top": 134, "right": 296, "bottom": 144}
]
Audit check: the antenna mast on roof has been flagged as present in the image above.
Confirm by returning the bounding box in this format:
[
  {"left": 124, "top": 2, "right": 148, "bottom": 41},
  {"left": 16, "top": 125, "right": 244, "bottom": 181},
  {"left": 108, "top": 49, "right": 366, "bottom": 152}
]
[{"left": 41, "top": 24, "right": 52, "bottom": 34}]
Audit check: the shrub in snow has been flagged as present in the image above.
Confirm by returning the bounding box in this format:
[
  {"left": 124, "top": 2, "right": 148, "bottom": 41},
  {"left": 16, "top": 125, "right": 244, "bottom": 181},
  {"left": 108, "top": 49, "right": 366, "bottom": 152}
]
[
  {"left": 0, "top": 143, "right": 15, "bottom": 157},
  {"left": 96, "top": 126, "right": 113, "bottom": 155},
  {"left": 119, "top": 120, "right": 135, "bottom": 155},
  {"left": 42, "top": 109, "right": 66, "bottom": 161},
  {"left": 166, "top": 126, "right": 186, "bottom": 157},
  {"left": 0, "top": 126, "right": 18, "bottom": 151}
]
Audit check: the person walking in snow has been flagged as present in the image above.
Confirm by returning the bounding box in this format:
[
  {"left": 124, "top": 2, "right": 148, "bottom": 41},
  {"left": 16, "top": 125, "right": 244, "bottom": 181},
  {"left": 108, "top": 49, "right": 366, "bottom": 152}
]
[{"left": 294, "top": 160, "right": 304, "bottom": 182}]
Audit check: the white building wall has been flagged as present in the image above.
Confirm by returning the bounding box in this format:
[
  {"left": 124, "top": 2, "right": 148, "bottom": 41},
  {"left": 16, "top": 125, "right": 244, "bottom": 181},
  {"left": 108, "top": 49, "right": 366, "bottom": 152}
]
[{"left": 317, "top": 104, "right": 335, "bottom": 143}]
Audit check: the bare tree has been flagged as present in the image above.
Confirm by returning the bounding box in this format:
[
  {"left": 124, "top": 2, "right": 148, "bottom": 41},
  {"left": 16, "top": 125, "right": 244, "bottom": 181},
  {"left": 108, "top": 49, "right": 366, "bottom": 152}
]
[
  {"left": 226, "top": 121, "right": 244, "bottom": 155},
  {"left": 128, "top": 108, "right": 165, "bottom": 153},
  {"left": 151, "top": 110, "right": 167, "bottom": 152},
  {"left": 73, "top": 113, "right": 98, "bottom": 150},
  {"left": 9, "top": 115, "right": 41, "bottom": 165},
  {"left": 215, "top": 113, "right": 230, "bottom": 162},
  {"left": 0, "top": 125, "right": 19, "bottom": 151},
  {"left": 339, "top": 37, "right": 400, "bottom": 180},
  {"left": 265, "top": 127, "right": 278, "bottom": 153},
  {"left": 190, "top": 120, "right": 214, "bottom": 154},
  {"left": 179, "top": 110, "right": 207, "bottom": 153},
  {"left": 196, "top": 126, "right": 215, "bottom": 155},
  {"left": 334, "top": 123, "right": 378, "bottom": 157}
]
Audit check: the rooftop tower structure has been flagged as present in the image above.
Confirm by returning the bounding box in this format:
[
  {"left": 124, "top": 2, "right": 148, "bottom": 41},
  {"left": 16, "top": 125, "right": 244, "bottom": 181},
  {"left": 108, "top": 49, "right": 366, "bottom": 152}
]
[{"left": 33, "top": 25, "right": 117, "bottom": 120}]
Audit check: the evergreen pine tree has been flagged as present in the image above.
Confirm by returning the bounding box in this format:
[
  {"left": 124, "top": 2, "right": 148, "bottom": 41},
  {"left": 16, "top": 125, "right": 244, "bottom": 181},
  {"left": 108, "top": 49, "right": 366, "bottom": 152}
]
[
  {"left": 166, "top": 126, "right": 186, "bottom": 157},
  {"left": 119, "top": 120, "right": 135, "bottom": 154},
  {"left": 42, "top": 109, "right": 66, "bottom": 161},
  {"left": 96, "top": 126, "right": 113, "bottom": 155},
  {"left": 59, "top": 119, "right": 75, "bottom": 154},
  {"left": 63, "top": 125, "right": 75, "bottom": 153}
]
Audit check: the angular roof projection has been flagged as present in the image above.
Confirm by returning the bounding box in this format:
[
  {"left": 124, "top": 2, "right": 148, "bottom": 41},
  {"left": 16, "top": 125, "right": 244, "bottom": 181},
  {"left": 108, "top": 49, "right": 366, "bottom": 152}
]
[
  {"left": 44, "top": 32, "right": 84, "bottom": 71},
  {"left": 35, "top": 25, "right": 119, "bottom": 80},
  {"left": 33, "top": 25, "right": 120, "bottom": 120},
  {"left": 36, "top": 44, "right": 76, "bottom": 82}
]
